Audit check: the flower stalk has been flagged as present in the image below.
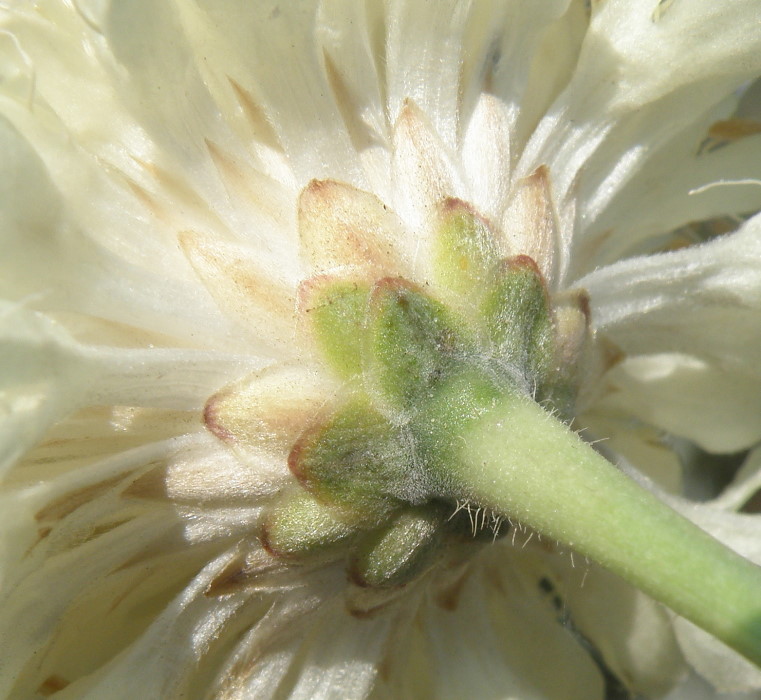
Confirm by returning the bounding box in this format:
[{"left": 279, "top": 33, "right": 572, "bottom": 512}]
[{"left": 455, "top": 392, "right": 761, "bottom": 668}]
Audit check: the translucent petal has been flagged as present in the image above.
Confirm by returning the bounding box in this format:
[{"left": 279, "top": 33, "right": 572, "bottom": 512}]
[
  {"left": 203, "top": 362, "right": 335, "bottom": 477},
  {"left": 182, "top": 0, "right": 366, "bottom": 188},
  {"left": 522, "top": 0, "right": 761, "bottom": 275},
  {"left": 573, "top": 104, "right": 761, "bottom": 271},
  {"left": 538, "top": 554, "right": 685, "bottom": 697},
  {"left": 0, "top": 110, "right": 233, "bottom": 345},
  {"left": 461, "top": 93, "right": 513, "bottom": 221},
  {"left": 178, "top": 231, "right": 300, "bottom": 356},
  {"left": 0, "top": 303, "right": 262, "bottom": 478},
  {"left": 418, "top": 549, "right": 604, "bottom": 700},
  {"left": 391, "top": 100, "right": 464, "bottom": 249},
  {"left": 315, "top": 0, "right": 391, "bottom": 201}
]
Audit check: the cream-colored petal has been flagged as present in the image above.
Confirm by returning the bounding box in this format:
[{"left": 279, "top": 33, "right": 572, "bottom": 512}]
[
  {"left": 500, "top": 165, "right": 561, "bottom": 286},
  {"left": 418, "top": 550, "right": 604, "bottom": 700},
  {"left": 275, "top": 597, "right": 391, "bottom": 700},
  {"left": 0, "top": 439, "right": 198, "bottom": 698},
  {"left": 521, "top": 0, "right": 761, "bottom": 274},
  {"left": 315, "top": 0, "right": 391, "bottom": 202},
  {"left": 3, "top": 0, "right": 288, "bottom": 258},
  {"left": 0, "top": 109, "right": 234, "bottom": 345},
  {"left": 49, "top": 547, "right": 264, "bottom": 700},
  {"left": 573, "top": 101, "right": 761, "bottom": 272},
  {"left": 715, "top": 446, "right": 761, "bottom": 512},
  {"left": 0, "top": 427, "right": 279, "bottom": 699},
  {"left": 664, "top": 500, "right": 761, "bottom": 692},
  {"left": 175, "top": 0, "right": 366, "bottom": 188},
  {"left": 512, "top": 1, "right": 588, "bottom": 153},
  {"left": 538, "top": 553, "right": 685, "bottom": 697},
  {"left": 580, "top": 410, "right": 684, "bottom": 494},
  {"left": 203, "top": 363, "right": 337, "bottom": 476},
  {"left": 6, "top": 405, "right": 197, "bottom": 487},
  {"left": 179, "top": 231, "right": 300, "bottom": 356},
  {"left": 0, "top": 303, "right": 261, "bottom": 478},
  {"left": 391, "top": 100, "right": 464, "bottom": 270},
  {"left": 206, "top": 566, "right": 391, "bottom": 700},
  {"left": 298, "top": 179, "right": 412, "bottom": 277},
  {"left": 581, "top": 215, "right": 761, "bottom": 365},
  {"left": 594, "top": 353, "right": 761, "bottom": 453},
  {"left": 462, "top": 93, "right": 513, "bottom": 222},
  {"left": 384, "top": 0, "right": 475, "bottom": 150}
]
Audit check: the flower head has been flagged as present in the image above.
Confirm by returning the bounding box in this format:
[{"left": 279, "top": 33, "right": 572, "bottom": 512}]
[{"left": 2, "top": 1, "right": 761, "bottom": 698}]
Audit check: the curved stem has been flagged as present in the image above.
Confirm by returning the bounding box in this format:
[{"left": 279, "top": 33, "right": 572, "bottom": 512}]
[{"left": 455, "top": 394, "right": 761, "bottom": 667}]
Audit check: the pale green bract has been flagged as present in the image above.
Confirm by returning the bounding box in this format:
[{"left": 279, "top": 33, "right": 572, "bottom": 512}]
[{"left": 2, "top": 1, "right": 761, "bottom": 699}]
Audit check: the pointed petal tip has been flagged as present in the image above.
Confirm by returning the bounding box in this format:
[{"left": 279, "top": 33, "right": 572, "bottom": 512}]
[{"left": 203, "top": 392, "right": 236, "bottom": 443}]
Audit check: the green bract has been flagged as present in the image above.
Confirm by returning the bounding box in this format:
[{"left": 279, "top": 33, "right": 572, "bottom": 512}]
[{"left": 262, "top": 205, "right": 576, "bottom": 590}]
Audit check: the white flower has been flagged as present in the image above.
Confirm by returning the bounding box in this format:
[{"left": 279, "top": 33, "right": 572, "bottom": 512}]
[{"left": 2, "top": 1, "right": 761, "bottom": 699}]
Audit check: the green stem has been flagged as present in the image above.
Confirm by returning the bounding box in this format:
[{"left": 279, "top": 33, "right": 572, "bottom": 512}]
[{"left": 455, "top": 393, "right": 761, "bottom": 667}]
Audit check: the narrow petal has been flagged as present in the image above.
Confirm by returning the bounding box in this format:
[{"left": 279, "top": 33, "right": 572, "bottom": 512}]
[
  {"left": 315, "top": 0, "right": 391, "bottom": 201},
  {"left": 50, "top": 547, "right": 261, "bottom": 700},
  {"left": 391, "top": 100, "right": 463, "bottom": 254},
  {"left": 579, "top": 217, "right": 761, "bottom": 450},
  {"left": 540, "top": 554, "right": 685, "bottom": 697},
  {"left": 573, "top": 104, "right": 761, "bottom": 270},
  {"left": 461, "top": 94, "right": 513, "bottom": 222},
  {"left": 0, "top": 111, "right": 232, "bottom": 344},
  {"left": 0, "top": 303, "right": 260, "bottom": 478},
  {"left": 179, "top": 231, "right": 300, "bottom": 356},
  {"left": 581, "top": 219, "right": 761, "bottom": 366},
  {"left": 500, "top": 165, "right": 560, "bottom": 286},
  {"left": 177, "top": 0, "right": 366, "bottom": 187},
  {"left": 715, "top": 446, "right": 761, "bottom": 512},
  {"left": 384, "top": 0, "right": 476, "bottom": 149},
  {"left": 419, "top": 550, "right": 604, "bottom": 700}
]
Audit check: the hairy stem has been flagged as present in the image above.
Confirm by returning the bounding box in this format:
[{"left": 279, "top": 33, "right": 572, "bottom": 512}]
[{"left": 455, "top": 393, "right": 761, "bottom": 667}]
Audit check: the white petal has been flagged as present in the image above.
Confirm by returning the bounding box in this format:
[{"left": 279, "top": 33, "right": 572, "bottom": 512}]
[
  {"left": 391, "top": 100, "right": 464, "bottom": 248},
  {"left": 384, "top": 0, "right": 475, "bottom": 150},
  {"left": 521, "top": 0, "right": 761, "bottom": 273},
  {"left": 573, "top": 104, "right": 761, "bottom": 270},
  {"left": 0, "top": 430, "right": 280, "bottom": 698},
  {"left": 541, "top": 555, "right": 685, "bottom": 697},
  {"left": 579, "top": 410, "right": 684, "bottom": 494},
  {"left": 53, "top": 547, "right": 259, "bottom": 700},
  {"left": 178, "top": 231, "right": 300, "bottom": 356},
  {"left": 715, "top": 446, "right": 761, "bottom": 512},
  {"left": 579, "top": 218, "right": 761, "bottom": 450},
  {"left": 315, "top": 0, "right": 391, "bottom": 201},
  {"left": 462, "top": 93, "right": 513, "bottom": 222},
  {"left": 582, "top": 217, "right": 761, "bottom": 367},
  {"left": 418, "top": 550, "right": 604, "bottom": 700},
  {"left": 593, "top": 353, "right": 761, "bottom": 453},
  {"left": 297, "top": 179, "right": 412, "bottom": 277},
  {"left": 0, "top": 303, "right": 262, "bottom": 478},
  {"left": 174, "top": 0, "right": 366, "bottom": 188},
  {"left": 0, "top": 110, "right": 234, "bottom": 345},
  {"left": 0, "top": 439, "right": 192, "bottom": 697},
  {"left": 279, "top": 598, "right": 391, "bottom": 700}
]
